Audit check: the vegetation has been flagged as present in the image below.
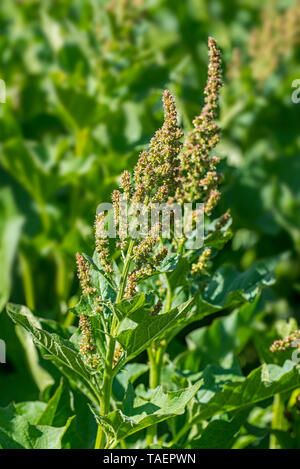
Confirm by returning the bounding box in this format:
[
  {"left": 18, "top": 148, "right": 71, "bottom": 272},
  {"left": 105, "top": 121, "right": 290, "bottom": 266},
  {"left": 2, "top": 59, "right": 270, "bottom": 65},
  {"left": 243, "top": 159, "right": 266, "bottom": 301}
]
[{"left": 0, "top": 0, "right": 300, "bottom": 450}]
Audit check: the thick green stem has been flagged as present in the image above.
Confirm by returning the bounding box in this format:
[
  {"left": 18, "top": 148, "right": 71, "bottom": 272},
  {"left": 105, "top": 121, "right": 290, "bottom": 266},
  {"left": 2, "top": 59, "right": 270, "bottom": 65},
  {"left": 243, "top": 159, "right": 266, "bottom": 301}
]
[
  {"left": 95, "top": 239, "right": 135, "bottom": 449},
  {"left": 146, "top": 344, "right": 166, "bottom": 446},
  {"left": 95, "top": 336, "right": 116, "bottom": 449},
  {"left": 164, "top": 274, "right": 172, "bottom": 312},
  {"left": 147, "top": 275, "right": 171, "bottom": 390},
  {"left": 270, "top": 393, "right": 286, "bottom": 449},
  {"left": 146, "top": 274, "right": 172, "bottom": 446}
]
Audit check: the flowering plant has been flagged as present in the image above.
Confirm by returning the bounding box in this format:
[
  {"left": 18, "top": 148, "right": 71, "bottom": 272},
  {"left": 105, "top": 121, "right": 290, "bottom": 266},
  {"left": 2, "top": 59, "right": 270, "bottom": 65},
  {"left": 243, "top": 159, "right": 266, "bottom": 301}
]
[{"left": 5, "top": 38, "right": 299, "bottom": 450}]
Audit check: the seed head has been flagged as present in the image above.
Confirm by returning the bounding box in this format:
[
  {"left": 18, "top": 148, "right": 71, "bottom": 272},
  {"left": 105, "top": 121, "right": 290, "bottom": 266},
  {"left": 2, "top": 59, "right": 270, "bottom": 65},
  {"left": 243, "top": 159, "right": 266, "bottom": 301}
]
[
  {"left": 191, "top": 248, "right": 212, "bottom": 275},
  {"left": 178, "top": 37, "right": 223, "bottom": 213},
  {"left": 270, "top": 330, "right": 300, "bottom": 353},
  {"left": 95, "top": 213, "right": 113, "bottom": 275},
  {"left": 76, "top": 253, "right": 96, "bottom": 296},
  {"left": 134, "top": 89, "right": 183, "bottom": 199}
]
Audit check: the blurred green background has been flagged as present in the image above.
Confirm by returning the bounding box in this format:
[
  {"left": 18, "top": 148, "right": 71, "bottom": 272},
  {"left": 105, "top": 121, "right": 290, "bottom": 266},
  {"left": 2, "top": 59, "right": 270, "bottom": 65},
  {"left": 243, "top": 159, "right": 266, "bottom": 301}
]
[{"left": 0, "top": 0, "right": 299, "bottom": 427}]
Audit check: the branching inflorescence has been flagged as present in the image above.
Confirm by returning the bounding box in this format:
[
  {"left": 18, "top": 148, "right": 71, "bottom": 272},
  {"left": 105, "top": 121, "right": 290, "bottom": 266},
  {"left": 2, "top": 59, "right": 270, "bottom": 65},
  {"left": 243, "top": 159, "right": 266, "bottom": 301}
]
[
  {"left": 74, "top": 37, "right": 229, "bottom": 448},
  {"left": 76, "top": 36, "right": 225, "bottom": 362},
  {"left": 177, "top": 37, "right": 222, "bottom": 215}
]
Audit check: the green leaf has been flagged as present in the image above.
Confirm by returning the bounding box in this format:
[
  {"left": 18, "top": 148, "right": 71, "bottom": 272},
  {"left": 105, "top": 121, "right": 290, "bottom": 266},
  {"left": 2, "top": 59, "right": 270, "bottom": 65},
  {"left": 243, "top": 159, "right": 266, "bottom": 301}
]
[
  {"left": 114, "top": 293, "right": 155, "bottom": 321},
  {"left": 204, "top": 215, "right": 233, "bottom": 249},
  {"left": 42, "top": 355, "right": 99, "bottom": 406},
  {"left": 194, "top": 361, "right": 300, "bottom": 422},
  {"left": 0, "top": 188, "right": 24, "bottom": 311},
  {"left": 168, "top": 260, "right": 274, "bottom": 344},
  {"left": 188, "top": 412, "right": 247, "bottom": 449},
  {"left": 176, "top": 298, "right": 260, "bottom": 372},
  {"left": 15, "top": 325, "right": 55, "bottom": 393},
  {"left": 14, "top": 401, "right": 47, "bottom": 425},
  {"left": 203, "top": 260, "right": 275, "bottom": 307},
  {"left": 169, "top": 257, "right": 190, "bottom": 289},
  {"left": 116, "top": 298, "right": 195, "bottom": 363},
  {"left": 0, "top": 404, "right": 73, "bottom": 449},
  {"left": 93, "top": 382, "right": 202, "bottom": 447},
  {"left": 1, "top": 139, "right": 55, "bottom": 201},
  {"left": 113, "top": 363, "right": 149, "bottom": 401},
  {"left": 69, "top": 294, "right": 95, "bottom": 317},
  {"left": 55, "top": 85, "right": 98, "bottom": 129},
  {"left": 37, "top": 379, "right": 72, "bottom": 427},
  {"left": 6, "top": 303, "right": 100, "bottom": 402},
  {"left": 60, "top": 392, "right": 98, "bottom": 449},
  {"left": 158, "top": 254, "right": 180, "bottom": 273},
  {"left": 115, "top": 294, "right": 146, "bottom": 321},
  {"left": 88, "top": 251, "right": 117, "bottom": 301}
]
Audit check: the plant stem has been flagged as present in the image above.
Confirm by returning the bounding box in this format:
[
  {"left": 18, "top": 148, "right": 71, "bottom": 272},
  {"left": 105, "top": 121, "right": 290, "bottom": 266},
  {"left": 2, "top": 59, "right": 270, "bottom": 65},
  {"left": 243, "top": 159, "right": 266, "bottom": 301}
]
[
  {"left": 146, "top": 344, "right": 167, "bottom": 446},
  {"left": 19, "top": 251, "right": 35, "bottom": 311},
  {"left": 95, "top": 335, "right": 116, "bottom": 449},
  {"left": 94, "top": 420, "right": 103, "bottom": 450},
  {"left": 95, "top": 239, "right": 135, "bottom": 449},
  {"left": 164, "top": 273, "right": 173, "bottom": 312},
  {"left": 117, "top": 239, "right": 135, "bottom": 302},
  {"left": 146, "top": 274, "right": 172, "bottom": 446},
  {"left": 270, "top": 393, "right": 286, "bottom": 449}
]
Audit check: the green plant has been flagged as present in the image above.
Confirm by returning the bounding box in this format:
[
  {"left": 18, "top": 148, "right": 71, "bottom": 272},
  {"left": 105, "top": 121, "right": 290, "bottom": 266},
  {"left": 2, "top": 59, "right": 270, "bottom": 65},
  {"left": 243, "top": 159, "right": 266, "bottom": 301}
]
[{"left": 3, "top": 36, "right": 300, "bottom": 450}]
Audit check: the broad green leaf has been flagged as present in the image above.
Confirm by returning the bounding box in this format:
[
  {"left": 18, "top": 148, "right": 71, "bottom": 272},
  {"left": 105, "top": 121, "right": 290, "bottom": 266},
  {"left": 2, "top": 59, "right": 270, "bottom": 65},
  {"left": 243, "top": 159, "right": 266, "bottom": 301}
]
[
  {"left": 0, "top": 404, "right": 73, "bottom": 449},
  {"left": 175, "top": 298, "right": 260, "bottom": 372},
  {"left": 113, "top": 363, "right": 149, "bottom": 401},
  {"left": 115, "top": 294, "right": 146, "bottom": 319},
  {"left": 15, "top": 325, "right": 55, "bottom": 393},
  {"left": 158, "top": 254, "right": 180, "bottom": 273},
  {"left": 70, "top": 294, "right": 95, "bottom": 317},
  {"left": 169, "top": 257, "right": 190, "bottom": 289},
  {"left": 14, "top": 401, "right": 47, "bottom": 425},
  {"left": 204, "top": 214, "right": 233, "bottom": 249},
  {"left": 6, "top": 303, "right": 100, "bottom": 402},
  {"left": 40, "top": 319, "right": 77, "bottom": 340},
  {"left": 61, "top": 392, "right": 98, "bottom": 449},
  {"left": 115, "top": 292, "right": 154, "bottom": 321},
  {"left": 55, "top": 85, "right": 98, "bottom": 129},
  {"left": 204, "top": 229, "right": 233, "bottom": 250},
  {"left": 168, "top": 260, "right": 274, "bottom": 343},
  {"left": 116, "top": 298, "right": 195, "bottom": 363},
  {"left": 37, "top": 379, "right": 72, "bottom": 427},
  {"left": 93, "top": 382, "right": 202, "bottom": 447},
  {"left": 0, "top": 188, "right": 24, "bottom": 311},
  {"left": 188, "top": 412, "right": 247, "bottom": 449},
  {"left": 42, "top": 355, "right": 99, "bottom": 406},
  {"left": 203, "top": 260, "right": 275, "bottom": 307},
  {"left": 194, "top": 360, "right": 300, "bottom": 422},
  {"left": 1, "top": 138, "right": 55, "bottom": 201}
]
